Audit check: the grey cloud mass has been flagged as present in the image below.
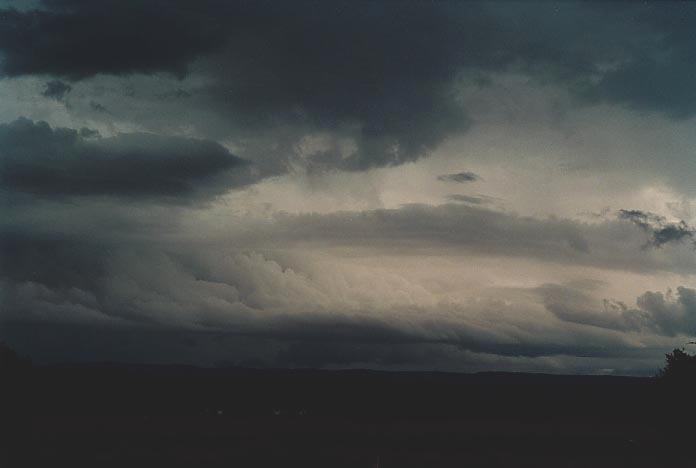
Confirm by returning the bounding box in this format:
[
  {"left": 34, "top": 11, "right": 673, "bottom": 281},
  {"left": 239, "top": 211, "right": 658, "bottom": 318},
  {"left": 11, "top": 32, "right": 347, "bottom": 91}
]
[
  {"left": 618, "top": 209, "right": 696, "bottom": 249},
  {"left": 3, "top": 193, "right": 696, "bottom": 371},
  {"left": 0, "top": 0, "right": 224, "bottom": 78},
  {"left": 0, "top": 234, "right": 675, "bottom": 368},
  {"left": 1, "top": 1, "right": 695, "bottom": 374},
  {"left": 247, "top": 204, "right": 696, "bottom": 275},
  {"left": 438, "top": 172, "right": 481, "bottom": 183},
  {"left": 447, "top": 194, "right": 495, "bottom": 205},
  {"left": 3, "top": 196, "right": 695, "bottom": 367},
  {"left": 539, "top": 283, "right": 696, "bottom": 338},
  {"left": 2, "top": 2, "right": 695, "bottom": 173},
  {"left": 0, "top": 118, "right": 255, "bottom": 202},
  {"left": 41, "top": 79, "right": 71, "bottom": 100}
]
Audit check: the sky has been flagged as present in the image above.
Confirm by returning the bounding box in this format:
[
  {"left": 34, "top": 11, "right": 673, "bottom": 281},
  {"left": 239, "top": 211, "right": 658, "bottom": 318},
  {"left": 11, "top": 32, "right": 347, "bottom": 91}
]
[{"left": 1, "top": 0, "right": 696, "bottom": 375}]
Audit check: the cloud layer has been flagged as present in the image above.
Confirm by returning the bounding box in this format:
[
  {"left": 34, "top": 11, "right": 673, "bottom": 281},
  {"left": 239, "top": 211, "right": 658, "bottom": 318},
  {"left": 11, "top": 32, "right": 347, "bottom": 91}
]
[
  {"left": 0, "top": 118, "right": 254, "bottom": 202},
  {"left": 1, "top": 198, "right": 694, "bottom": 372},
  {"left": 1, "top": 1, "right": 696, "bottom": 374},
  {"left": 3, "top": 2, "right": 696, "bottom": 172}
]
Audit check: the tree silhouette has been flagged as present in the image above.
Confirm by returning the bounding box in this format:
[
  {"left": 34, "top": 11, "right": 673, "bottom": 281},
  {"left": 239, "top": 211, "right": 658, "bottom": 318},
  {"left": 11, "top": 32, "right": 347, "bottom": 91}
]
[{"left": 658, "top": 348, "right": 696, "bottom": 383}]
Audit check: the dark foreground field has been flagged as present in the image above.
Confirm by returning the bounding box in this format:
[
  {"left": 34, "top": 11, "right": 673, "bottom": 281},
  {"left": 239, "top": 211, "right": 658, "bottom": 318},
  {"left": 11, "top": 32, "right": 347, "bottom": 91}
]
[{"left": 1, "top": 365, "right": 693, "bottom": 467}]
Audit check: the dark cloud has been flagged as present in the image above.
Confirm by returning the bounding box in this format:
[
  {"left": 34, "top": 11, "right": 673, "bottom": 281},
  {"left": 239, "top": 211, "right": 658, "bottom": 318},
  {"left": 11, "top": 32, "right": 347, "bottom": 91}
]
[
  {"left": 78, "top": 127, "right": 99, "bottom": 138},
  {"left": 0, "top": 322, "right": 283, "bottom": 367},
  {"left": 0, "top": 232, "right": 105, "bottom": 291},
  {"left": 0, "top": 319, "right": 662, "bottom": 373},
  {"left": 539, "top": 283, "right": 696, "bottom": 338},
  {"left": 618, "top": 209, "right": 695, "bottom": 249},
  {"left": 0, "top": 1, "right": 472, "bottom": 169},
  {"left": 41, "top": 79, "right": 71, "bottom": 100},
  {"left": 4, "top": 2, "right": 694, "bottom": 172},
  {"left": 194, "top": 2, "right": 478, "bottom": 170},
  {"left": 438, "top": 172, "right": 481, "bottom": 183},
  {"left": 0, "top": 118, "right": 255, "bottom": 202},
  {"left": 0, "top": 0, "right": 225, "bottom": 78},
  {"left": 618, "top": 209, "right": 662, "bottom": 231},
  {"left": 155, "top": 88, "right": 191, "bottom": 100},
  {"left": 270, "top": 325, "right": 658, "bottom": 364},
  {"left": 88, "top": 101, "right": 108, "bottom": 113},
  {"left": 591, "top": 4, "right": 696, "bottom": 118},
  {"left": 446, "top": 194, "right": 494, "bottom": 205}
]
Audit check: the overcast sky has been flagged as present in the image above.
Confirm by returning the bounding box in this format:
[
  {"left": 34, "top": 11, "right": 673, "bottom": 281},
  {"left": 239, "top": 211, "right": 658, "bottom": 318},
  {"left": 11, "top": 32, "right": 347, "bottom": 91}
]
[{"left": 2, "top": 0, "right": 696, "bottom": 375}]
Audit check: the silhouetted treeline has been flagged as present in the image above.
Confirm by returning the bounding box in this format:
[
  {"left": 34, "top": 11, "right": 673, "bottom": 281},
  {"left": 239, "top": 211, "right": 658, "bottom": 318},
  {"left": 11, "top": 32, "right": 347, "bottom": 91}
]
[{"left": 658, "top": 348, "right": 696, "bottom": 383}]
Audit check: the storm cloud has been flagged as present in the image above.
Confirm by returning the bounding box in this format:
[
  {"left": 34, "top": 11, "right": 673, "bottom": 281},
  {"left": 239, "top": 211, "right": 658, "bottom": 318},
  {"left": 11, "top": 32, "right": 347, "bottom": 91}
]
[
  {"left": 1, "top": 1, "right": 696, "bottom": 374},
  {"left": 0, "top": 118, "right": 254, "bottom": 202},
  {"left": 2, "top": 2, "right": 696, "bottom": 172},
  {"left": 0, "top": 0, "right": 224, "bottom": 78}
]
